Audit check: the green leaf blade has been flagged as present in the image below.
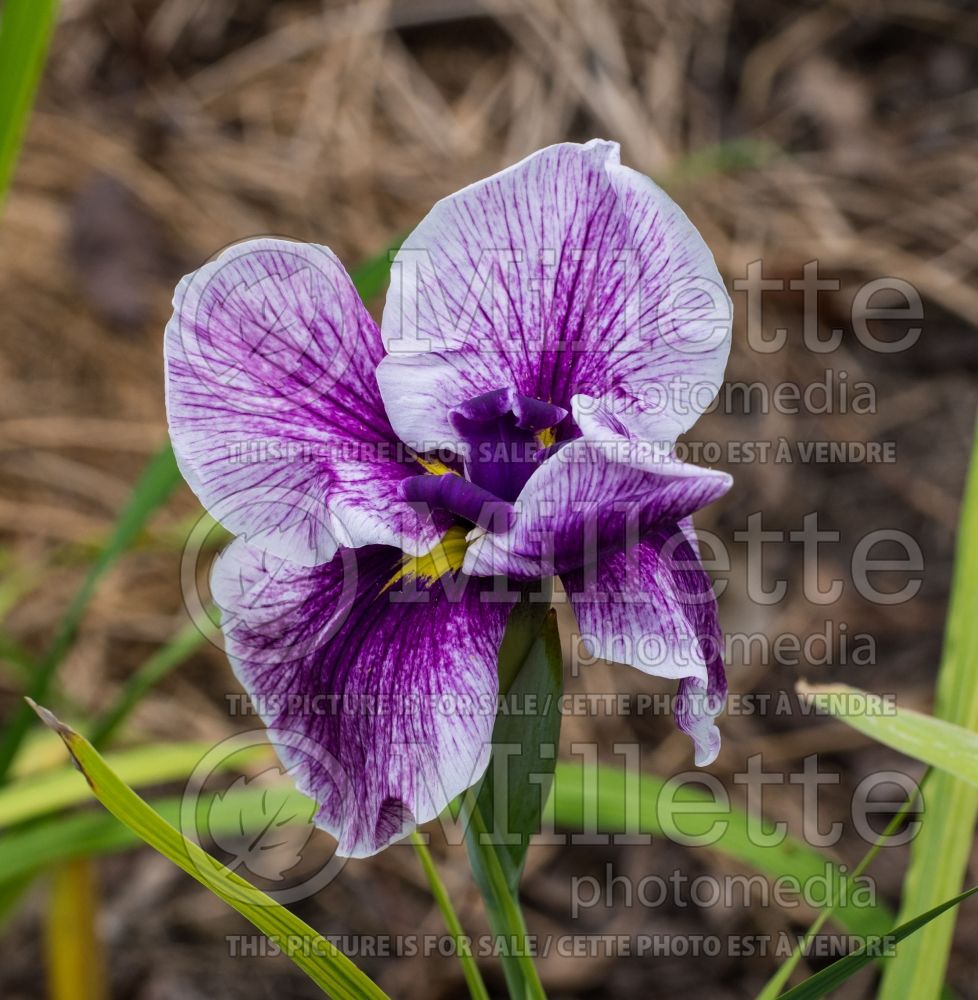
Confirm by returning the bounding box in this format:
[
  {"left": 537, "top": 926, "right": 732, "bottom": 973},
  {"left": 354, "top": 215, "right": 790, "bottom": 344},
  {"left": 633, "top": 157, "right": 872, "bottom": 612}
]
[
  {"left": 550, "top": 762, "right": 895, "bottom": 941},
  {"left": 474, "top": 605, "right": 563, "bottom": 892},
  {"left": 798, "top": 681, "right": 978, "bottom": 786},
  {"left": 410, "top": 832, "right": 490, "bottom": 1000},
  {"left": 29, "top": 702, "right": 388, "bottom": 1000},
  {"left": 0, "top": 0, "right": 58, "bottom": 209},
  {"left": 464, "top": 600, "right": 560, "bottom": 1000},
  {"left": 780, "top": 885, "right": 978, "bottom": 1000},
  {"left": 878, "top": 416, "right": 978, "bottom": 999}
]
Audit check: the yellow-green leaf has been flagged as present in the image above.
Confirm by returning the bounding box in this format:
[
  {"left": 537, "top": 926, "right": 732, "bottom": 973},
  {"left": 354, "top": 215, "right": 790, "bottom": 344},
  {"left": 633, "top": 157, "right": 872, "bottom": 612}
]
[
  {"left": 797, "top": 681, "right": 978, "bottom": 786},
  {"left": 879, "top": 416, "right": 978, "bottom": 999},
  {"left": 45, "top": 858, "right": 107, "bottom": 1000},
  {"left": 29, "top": 701, "right": 389, "bottom": 1000}
]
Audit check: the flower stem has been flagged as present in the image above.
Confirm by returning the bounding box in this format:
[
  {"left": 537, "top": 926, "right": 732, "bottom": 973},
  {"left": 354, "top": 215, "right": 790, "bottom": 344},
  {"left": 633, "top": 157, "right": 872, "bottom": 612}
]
[
  {"left": 464, "top": 800, "right": 548, "bottom": 1000},
  {"left": 410, "top": 830, "right": 490, "bottom": 1000}
]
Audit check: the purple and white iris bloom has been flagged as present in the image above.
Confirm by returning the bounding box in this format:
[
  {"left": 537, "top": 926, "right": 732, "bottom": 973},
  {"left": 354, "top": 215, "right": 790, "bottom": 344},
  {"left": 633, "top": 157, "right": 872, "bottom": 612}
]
[{"left": 165, "top": 140, "right": 732, "bottom": 858}]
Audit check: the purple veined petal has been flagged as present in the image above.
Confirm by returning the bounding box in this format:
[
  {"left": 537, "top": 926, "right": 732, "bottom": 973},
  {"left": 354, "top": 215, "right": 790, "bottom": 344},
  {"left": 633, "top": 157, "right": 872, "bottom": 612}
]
[
  {"left": 673, "top": 515, "right": 726, "bottom": 765},
  {"left": 675, "top": 668, "right": 725, "bottom": 767},
  {"left": 378, "top": 140, "right": 731, "bottom": 450},
  {"left": 210, "top": 536, "right": 512, "bottom": 858},
  {"left": 561, "top": 519, "right": 726, "bottom": 765},
  {"left": 375, "top": 350, "right": 494, "bottom": 455},
  {"left": 571, "top": 393, "right": 685, "bottom": 469},
  {"left": 570, "top": 392, "right": 731, "bottom": 477},
  {"left": 463, "top": 438, "right": 732, "bottom": 579},
  {"left": 165, "top": 238, "right": 441, "bottom": 565}
]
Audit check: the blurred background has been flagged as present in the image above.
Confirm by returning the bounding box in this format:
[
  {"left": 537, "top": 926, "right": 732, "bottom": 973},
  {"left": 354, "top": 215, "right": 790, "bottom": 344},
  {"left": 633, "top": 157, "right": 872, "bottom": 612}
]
[{"left": 1, "top": 0, "right": 977, "bottom": 997}]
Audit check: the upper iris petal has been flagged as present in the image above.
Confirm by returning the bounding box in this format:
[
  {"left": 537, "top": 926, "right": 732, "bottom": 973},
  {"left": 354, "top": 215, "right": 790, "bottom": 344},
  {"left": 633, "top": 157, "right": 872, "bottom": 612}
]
[{"left": 376, "top": 139, "right": 731, "bottom": 457}]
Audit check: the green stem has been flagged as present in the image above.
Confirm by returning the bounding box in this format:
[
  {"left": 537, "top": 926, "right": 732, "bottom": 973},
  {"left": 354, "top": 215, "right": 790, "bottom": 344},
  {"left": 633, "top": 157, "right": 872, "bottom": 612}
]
[
  {"left": 464, "top": 799, "right": 547, "bottom": 1000},
  {"left": 410, "top": 831, "right": 490, "bottom": 1000}
]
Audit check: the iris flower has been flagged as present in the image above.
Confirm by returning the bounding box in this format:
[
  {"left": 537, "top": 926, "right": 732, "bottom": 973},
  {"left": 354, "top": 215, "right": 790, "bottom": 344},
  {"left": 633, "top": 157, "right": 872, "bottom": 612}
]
[{"left": 165, "top": 140, "right": 732, "bottom": 858}]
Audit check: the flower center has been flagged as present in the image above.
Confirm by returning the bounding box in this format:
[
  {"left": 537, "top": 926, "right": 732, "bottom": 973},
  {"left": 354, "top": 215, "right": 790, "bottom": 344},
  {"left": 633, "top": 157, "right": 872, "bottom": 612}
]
[
  {"left": 384, "top": 523, "right": 470, "bottom": 589},
  {"left": 401, "top": 388, "right": 567, "bottom": 533}
]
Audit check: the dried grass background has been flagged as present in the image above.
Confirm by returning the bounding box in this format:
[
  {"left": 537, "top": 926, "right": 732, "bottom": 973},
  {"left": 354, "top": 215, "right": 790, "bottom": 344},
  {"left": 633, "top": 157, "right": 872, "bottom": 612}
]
[{"left": 1, "top": 0, "right": 978, "bottom": 997}]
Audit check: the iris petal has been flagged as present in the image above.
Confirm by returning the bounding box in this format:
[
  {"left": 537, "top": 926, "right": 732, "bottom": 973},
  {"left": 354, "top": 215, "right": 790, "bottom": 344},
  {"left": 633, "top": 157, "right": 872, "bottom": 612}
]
[
  {"left": 463, "top": 439, "right": 731, "bottom": 579},
  {"left": 378, "top": 140, "right": 730, "bottom": 453},
  {"left": 165, "top": 238, "right": 441, "bottom": 565},
  {"left": 212, "top": 537, "right": 511, "bottom": 857},
  {"left": 562, "top": 519, "right": 726, "bottom": 765}
]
